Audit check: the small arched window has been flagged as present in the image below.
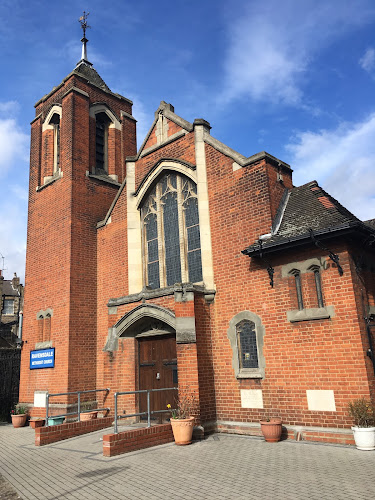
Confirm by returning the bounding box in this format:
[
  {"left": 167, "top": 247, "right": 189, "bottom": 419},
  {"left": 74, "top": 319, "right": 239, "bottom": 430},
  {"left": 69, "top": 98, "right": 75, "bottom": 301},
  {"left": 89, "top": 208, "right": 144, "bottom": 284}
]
[
  {"left": 290, "top": 269, "right": 304, "bottom": 310},
  {"left": 228, "top": 311, "right": 265, "bottom": 378},
  {"left": 236, "top": 319, "right": 259, "bottom": 370},
  {"left": 309, "top": 265, "right": 324, "bottom": 308},
  {"left": 141, "top": 172, "right": 203, "bottom": 289}
]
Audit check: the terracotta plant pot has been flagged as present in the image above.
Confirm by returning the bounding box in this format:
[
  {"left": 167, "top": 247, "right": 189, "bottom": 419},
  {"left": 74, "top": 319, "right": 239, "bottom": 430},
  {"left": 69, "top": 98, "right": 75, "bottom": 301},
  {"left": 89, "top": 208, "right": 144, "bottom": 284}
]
[
  {"left": 260, "top": 418, "right": 282, "bottom": 442},
  {"left": 30, "top": 419, "right": 45, "bottom": 429},
  {"left": 80, "top": 411, "right": 98, "bottom": 421},
  {"left": 170, "top": 417, "right": 195, "bottom": 445},
  {"left": 11, "top": 414, "right": 27, "bottom": 428}
]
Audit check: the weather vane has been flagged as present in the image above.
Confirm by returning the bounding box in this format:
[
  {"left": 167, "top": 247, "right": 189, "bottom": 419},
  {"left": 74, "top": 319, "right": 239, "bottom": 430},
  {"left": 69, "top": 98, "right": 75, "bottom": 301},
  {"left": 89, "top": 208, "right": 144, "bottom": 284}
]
[
  {"left": 78, "top": 11, "right": 91, "bottom": 64},
  {"left": 78, "top": 11, "right": 91, "bottom": 38}
]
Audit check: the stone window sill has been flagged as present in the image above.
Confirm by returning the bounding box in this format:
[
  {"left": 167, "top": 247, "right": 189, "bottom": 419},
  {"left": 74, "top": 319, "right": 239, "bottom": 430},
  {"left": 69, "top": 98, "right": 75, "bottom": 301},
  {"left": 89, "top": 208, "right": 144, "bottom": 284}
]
[
  {"left": 36, "top": 171, "right": 62, "bottom": 191},
  {"left": 287, "top": 305, "right": 335, "bottom": 323},
  {"left": 236, "top": 371, "right": 263, "bottom": 379},
  {"left": 35, "top": 341, "right": 53, "bottom": 349},
  {"left": 87, "top": 172, "right": 120, "bottom": 186}
]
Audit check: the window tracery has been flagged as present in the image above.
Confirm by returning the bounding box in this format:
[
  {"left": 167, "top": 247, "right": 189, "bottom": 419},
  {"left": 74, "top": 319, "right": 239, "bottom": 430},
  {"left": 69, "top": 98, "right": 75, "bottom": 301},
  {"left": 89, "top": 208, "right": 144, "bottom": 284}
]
[{"left": 141, "top": 172, "right": 202, "bottom": 289}]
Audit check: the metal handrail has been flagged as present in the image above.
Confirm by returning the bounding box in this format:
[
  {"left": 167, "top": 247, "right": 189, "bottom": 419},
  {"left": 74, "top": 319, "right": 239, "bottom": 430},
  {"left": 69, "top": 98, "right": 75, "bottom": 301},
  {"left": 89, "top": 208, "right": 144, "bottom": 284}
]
[
  {"left": 114, "top": 387, "right": 178, "bottom": 434},
  {"left": 46, "top": 388, "right": 110, "bottom": 426}
]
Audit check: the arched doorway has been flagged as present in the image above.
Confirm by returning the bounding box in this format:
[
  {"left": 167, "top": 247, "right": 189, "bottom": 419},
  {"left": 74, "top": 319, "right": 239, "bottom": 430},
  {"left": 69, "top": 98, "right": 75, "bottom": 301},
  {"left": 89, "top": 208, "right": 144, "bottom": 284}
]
[{"left": 111, "top": 305, "right": 178, "bottom": 421}]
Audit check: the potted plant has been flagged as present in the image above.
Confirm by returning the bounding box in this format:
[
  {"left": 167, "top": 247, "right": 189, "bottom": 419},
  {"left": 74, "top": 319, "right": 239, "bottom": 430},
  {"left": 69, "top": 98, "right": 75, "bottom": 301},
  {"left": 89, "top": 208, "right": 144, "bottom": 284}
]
[
  {"left": 348, "top": 397, "right": 375, "bottom": 451},
  {"left": 11, "top": 405, "right": 28, "bottom": 428},
  {"left": 79, "top": 402, "right": 98, "bottom": 421},
  {"left": 167, "top": 387, "right": 197, "bottom": 446},
  {"left": 260, "top": 416, "right": 282, "bottom": 443},
  {"left": 80, "top": 411, "right": 98, "bottom": 421}
]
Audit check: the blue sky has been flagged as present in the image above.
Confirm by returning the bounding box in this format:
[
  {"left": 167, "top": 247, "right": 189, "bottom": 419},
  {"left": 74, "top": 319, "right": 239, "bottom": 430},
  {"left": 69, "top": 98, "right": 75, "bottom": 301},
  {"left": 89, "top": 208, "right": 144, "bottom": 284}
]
[{"left": 1, "top": 0, "right": 375, "bottom": 282}]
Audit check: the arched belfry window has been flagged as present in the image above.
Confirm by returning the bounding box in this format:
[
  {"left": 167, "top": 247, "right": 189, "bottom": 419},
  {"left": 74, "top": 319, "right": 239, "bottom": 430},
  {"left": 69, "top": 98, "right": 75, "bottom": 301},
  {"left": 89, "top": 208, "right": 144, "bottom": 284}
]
[
  {"left": 95, "top": 112, "right": 111, "bottom": 174},
  {"left": 141, "top": 172, "right": 203, "bottom": 289},
  {"left": 49, "top": 113, "right": 60, "bottom": 174}
]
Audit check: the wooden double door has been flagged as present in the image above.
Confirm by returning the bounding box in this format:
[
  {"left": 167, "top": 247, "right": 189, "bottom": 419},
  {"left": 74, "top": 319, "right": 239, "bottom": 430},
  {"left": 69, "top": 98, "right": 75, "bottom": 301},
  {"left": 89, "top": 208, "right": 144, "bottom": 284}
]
[{"left": 138, "top": 334, "right": 177, "bottom": 421}]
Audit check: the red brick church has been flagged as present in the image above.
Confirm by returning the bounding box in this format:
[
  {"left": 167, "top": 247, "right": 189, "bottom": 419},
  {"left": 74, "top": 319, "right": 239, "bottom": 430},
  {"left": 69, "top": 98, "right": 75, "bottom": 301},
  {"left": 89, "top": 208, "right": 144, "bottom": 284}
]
[{"left": 19, "top": 32, "right": 375, "bottom": 443}]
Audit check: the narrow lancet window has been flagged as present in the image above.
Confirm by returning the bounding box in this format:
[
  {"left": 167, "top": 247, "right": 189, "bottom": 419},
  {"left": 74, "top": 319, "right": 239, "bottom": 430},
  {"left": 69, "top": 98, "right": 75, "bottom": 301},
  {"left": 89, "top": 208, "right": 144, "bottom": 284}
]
[{"left": 313, "top": 268, "right": 324, "bottom": 308}]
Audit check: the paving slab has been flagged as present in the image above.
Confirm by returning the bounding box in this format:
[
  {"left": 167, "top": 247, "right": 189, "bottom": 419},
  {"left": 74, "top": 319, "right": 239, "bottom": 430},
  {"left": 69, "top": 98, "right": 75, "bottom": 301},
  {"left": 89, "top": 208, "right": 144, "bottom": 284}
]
[{"left": 0, "top": 424, "right": 375, "bottom": 499}]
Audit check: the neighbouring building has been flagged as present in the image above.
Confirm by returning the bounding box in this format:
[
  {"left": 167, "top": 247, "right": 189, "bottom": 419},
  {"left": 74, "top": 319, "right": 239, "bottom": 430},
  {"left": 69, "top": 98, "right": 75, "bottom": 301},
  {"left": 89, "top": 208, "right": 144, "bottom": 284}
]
[
  {"left": 19, "top": 34, "right": 375, "bottom": 444},
  {"left": 0, "top": 271, "right": 23, "bottom": 420}
]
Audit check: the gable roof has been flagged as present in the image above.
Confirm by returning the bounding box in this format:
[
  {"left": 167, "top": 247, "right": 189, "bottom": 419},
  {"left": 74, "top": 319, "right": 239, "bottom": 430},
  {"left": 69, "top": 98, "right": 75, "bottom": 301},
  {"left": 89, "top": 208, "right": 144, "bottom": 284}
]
[
  {"left": 134, "top": 101, "right": 194, "bottom": 160},
  {"left": 243, "top": 180, "right": 374, "bottom": 256}
]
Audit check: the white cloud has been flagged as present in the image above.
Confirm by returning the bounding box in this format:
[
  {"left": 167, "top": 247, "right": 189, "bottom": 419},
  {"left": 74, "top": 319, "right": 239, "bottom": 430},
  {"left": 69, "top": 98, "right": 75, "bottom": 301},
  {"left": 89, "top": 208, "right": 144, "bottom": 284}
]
[
  {"left": 220, "top": 0, "right": 375, "bottom": 107},
  {"left": 0, "top": 101, "right": 29, "bottom": 177},
  {"left": 286, "top": 114, "right": 375, "bottom": 220},
  {"left": 0, "top": 199, "right": 27, "bottom": 283},
  {"left": 359, "top": 47, "right": 375, "bottom": 74},
  {"left": 0, "top": 101, "right": 29, "bottom": 281}
]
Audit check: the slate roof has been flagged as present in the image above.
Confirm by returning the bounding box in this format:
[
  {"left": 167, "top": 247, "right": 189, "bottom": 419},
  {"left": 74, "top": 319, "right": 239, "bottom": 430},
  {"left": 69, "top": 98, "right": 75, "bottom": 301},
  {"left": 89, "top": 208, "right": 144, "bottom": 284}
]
[
  {"left": 365, "top": 218, "right": 375, "bottom": 230},
  {"left": 73, "top": 61, "right": 111, "bottom": 92},
  {"left": 2, "top": 280, "right": 19, "bottom": 296},
  {"left": 243, "top": 180, "right": 374, "bottom": 256}
]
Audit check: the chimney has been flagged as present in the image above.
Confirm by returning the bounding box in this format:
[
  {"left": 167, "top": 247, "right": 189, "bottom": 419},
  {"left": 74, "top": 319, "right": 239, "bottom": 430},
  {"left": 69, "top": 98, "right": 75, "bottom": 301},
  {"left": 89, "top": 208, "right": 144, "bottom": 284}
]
[{"left": 12, "top": 272, "right": 20, "bottom": 288}]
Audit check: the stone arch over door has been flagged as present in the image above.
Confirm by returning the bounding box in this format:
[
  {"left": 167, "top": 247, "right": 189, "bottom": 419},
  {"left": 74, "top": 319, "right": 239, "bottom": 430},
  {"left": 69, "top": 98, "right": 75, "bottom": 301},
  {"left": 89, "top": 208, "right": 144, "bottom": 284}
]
[{"left": 104, "top": 303, "right": 195, "bottom": 351}]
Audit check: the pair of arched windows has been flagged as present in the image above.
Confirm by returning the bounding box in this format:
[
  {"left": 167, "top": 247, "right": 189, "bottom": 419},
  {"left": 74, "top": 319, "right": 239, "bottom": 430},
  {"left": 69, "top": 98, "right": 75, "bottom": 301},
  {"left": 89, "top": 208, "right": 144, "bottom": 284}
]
[
  {"left": 42, "top": 105, "right": 115, "bottom": 182},
  {"left": 290, "top": 266, "right": 324, "bottom": 310},
  {"left": 141, "top": 172, "right": 203, "bottom": 289},
  {"left": 37, "top": 311, "right": 52, "bottom": 343}
]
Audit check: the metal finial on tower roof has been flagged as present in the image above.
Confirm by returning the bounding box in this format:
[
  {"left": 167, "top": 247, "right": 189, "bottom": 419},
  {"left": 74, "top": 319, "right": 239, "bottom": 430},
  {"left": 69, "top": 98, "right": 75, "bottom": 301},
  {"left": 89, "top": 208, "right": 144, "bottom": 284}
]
[{"left": 78, "top": 11, "right": 91, "bottom": 63}]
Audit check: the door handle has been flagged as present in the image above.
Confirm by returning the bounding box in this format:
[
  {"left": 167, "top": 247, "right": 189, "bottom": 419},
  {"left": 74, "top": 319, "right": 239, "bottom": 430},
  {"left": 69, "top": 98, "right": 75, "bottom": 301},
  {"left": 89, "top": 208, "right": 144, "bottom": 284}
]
[{"left": 156, "top": 372, "right": 160, "bottom": 380}]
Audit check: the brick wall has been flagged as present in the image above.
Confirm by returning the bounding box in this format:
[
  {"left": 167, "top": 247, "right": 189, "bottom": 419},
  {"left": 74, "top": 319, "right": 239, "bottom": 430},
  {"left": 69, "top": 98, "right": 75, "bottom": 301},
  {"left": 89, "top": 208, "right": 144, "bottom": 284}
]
[
  {"left": 35, "top": 416, "right": 113, "bottom": 446},
  {"left": 102, "top": 423, "right": 174, "bottom": 457}
]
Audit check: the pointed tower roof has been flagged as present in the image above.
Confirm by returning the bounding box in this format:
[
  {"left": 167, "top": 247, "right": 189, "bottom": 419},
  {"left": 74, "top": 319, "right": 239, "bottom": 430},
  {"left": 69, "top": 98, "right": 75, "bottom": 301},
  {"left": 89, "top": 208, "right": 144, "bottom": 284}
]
[
  {"left": 73, "top": 61, "right": 111, "bottom": 92},
  {"left": 73, "top": 11, "right": 110, "bottom": 92},
  {"left": 35, "top": 14, "right": 132, "bottom": 107}
]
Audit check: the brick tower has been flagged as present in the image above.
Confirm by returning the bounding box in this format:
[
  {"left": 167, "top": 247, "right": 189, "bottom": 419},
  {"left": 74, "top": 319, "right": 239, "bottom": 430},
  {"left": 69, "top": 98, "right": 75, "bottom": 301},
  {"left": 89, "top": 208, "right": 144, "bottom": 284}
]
[{"left": 19, "top": 23, "right": 137, "bottom": 415}]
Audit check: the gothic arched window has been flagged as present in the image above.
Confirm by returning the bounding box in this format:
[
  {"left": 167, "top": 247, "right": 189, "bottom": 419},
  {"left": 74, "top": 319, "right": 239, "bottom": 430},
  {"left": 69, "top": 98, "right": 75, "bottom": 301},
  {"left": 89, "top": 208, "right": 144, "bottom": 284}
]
[
  {"left": 236, "top": 319, "right": 259, "bottom": 370},
  {"left": 141, "top": 172, "right": 203, "bottom": 289}
]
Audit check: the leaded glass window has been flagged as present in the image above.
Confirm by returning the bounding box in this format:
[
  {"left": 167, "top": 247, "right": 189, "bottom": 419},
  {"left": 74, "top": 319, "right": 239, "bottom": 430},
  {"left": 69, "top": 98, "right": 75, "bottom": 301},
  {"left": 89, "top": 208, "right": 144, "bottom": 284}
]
[
  {"left": 141, "top": 172, "right": 203, "bottom": 289},
  {"left": 236, "top": 320, "right": 259, "bottom": 369}
]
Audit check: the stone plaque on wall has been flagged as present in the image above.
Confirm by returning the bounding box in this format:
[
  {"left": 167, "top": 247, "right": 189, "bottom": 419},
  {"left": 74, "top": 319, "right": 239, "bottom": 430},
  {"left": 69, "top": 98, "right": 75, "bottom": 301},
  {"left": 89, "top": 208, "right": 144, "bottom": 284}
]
[
  {"left": 240, "top": 389, "right": 264, "bottom": 409},
  {"left": 34, "top": 391, "right": 48, "bottom": 408},
  {"left": 306, "top": 390, "right": 336, "bottom": 411}
]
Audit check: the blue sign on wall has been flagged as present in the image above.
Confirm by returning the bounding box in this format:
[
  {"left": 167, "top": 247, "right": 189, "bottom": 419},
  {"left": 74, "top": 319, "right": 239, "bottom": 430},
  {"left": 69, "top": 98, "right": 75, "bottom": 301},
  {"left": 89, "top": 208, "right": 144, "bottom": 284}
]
[{"left": 30, "top": 348, "right": 55, "bottom": 369}]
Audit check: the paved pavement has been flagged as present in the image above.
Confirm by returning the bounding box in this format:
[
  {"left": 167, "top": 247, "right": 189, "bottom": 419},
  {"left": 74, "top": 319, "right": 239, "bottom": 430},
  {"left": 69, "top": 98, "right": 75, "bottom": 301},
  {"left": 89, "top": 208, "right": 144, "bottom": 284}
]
[{"left": 0, "top": 423, "right": 375, "bottom": 500}]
